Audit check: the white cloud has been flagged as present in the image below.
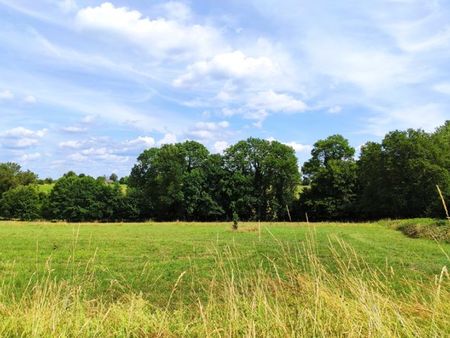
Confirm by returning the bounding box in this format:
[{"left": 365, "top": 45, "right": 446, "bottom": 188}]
[
  {"left": 0, "top": 127, "right": 47, "bottom": 149},
  {"left": 187, "top": 120, "right": 230, "bottom": 141},
  {"left": 160, "top": 1, "right": 192, "bottom": 22},
  {"left": 283, "top": 142, "right": 313, "bottom": 153},
  {"left": 24, "top": 95, "right": 37, "bottom": 104},
  {"left": 248, "top": 90, "right": 307, "bottom": 113},
  {"left": 158, "top": 133, "right": 177, "bottom": 145},
  {"left": 433, "top": 83, "right": 450, "bottom": 95},
  {"left": 59, "top": 140, "right": 84, "bottom": 149},
  {"left": 62, "top": 126, "right": 87, "bottom": 133},
  {"left": 125, "top": 136, "right": 155, "bottom": 148},
  {"left": 58, "top": 0, "right": 78, "bottom": 13},
  {"left": 19, "top": 152, "right": 42, "bottom": 162},
  {"left": 267, "top": 137, "right": 312, "bottom": 153},
  {"left": 213, "top": 141, "right": 229, "bottom": 153},
  {"left": 174, "top": 51, "right": 277, "bottom": 87},
  {"left": 81, "top": 115, "right": 96, "bottom": 124},
  {"left": 0, "top": 89, "right": 14, "bottom": 100},
  {"left": 0, "top": 127, "right": 47, "bottom": 138},
  {"left": 366, "top": 103, "right": 447, "bottom": 136},
  {"left": 328, "top": 105, "right": 342, "bottom": 114},
  {"left": 76, "top": 2, "right": 224, "bottom": 61}
]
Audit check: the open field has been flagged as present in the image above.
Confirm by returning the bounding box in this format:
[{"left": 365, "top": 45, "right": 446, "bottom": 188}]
[{"left": 0, "top": 221, "right": 448, "bottom": 336}]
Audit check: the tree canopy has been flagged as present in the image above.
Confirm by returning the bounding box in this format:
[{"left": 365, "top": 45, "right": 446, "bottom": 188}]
[{"left": 0, "top": 122, "right": 449, "bottom": 222}]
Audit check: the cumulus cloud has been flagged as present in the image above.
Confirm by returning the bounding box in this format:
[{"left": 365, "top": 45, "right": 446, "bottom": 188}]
[
  {"left": 283, "top": 142, "right": 313, "bottom": 153},
  {"left": 213, "top": 141, "right": 229, "bottom": 153},
  {"left": 124, "top": 136, "right": 155, "bottom": 148},
  {"left": 158, "top": 133, "right": 177, "bottom": 145},
  {"left": 248, "top": 90, "right": 307, "bottom": 113},
  {"left": 0, "top": 127, "right": 47, "bottom": 149},
  {"left": 59, "top": 140, "right": 84, "bottom": 149},
  {"left": 19, "top": 152, "right": 42, "bottom": 162},
  {"left": 62, "top": 126, "right": 87, "bottom": 133},
  {"left": 267, "top": 137, "right": 312, "bottom": 153},
  {"left": 0, "top": 127, "right": 47, "bottom": 138},
  {"left": 187, "top": 120, "right": 230, "bottom": 141},
  {"left": 173, "top": 51, "right": 277, "bottom": 87},
  {"left": 76, "top": 2, "right": 224, "bottom": 61}
]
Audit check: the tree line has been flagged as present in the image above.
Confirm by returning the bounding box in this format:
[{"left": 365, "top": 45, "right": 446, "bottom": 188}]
[{"left": 1, "top": 121, "right": 449, "bottom": 222}]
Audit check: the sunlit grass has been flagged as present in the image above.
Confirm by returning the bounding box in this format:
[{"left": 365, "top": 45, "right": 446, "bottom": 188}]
[{"left": 0, "top": 221, "right": 448, "bottom": 336}]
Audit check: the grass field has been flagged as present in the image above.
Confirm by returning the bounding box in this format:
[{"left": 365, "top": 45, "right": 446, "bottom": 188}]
[{"left": 0, "top": 221, "right": 448, "bottom": 336}]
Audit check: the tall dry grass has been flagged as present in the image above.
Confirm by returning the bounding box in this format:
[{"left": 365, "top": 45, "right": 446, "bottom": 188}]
[{"left": 0, "top": 231, "right": 448, "bottom": 337}]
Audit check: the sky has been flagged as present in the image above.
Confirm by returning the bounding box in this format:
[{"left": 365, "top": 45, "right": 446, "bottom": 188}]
[{"left": 1, "top": 0, "right": 450, "bottom": 178}]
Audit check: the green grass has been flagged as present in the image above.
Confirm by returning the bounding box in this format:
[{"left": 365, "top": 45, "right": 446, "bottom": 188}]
[
  {"left": 382, "top": 218, "right": 450, "bottom": 243},
  {"left": 0, "top": 221, "right": 448, "bottom": 336}
]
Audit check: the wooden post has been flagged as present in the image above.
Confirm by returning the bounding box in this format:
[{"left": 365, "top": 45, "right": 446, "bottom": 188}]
[
  {"left": 305, "top": 212, "right": 309, "bottom": 224},
  {"left": 436, "top": 185, "right": 450, "bottom": 223},
  {"left": 258, "top": 220, "right": 261, "bottom": 241},
  {"left": 286, "top": 205, "right": 292, "bottom": 222}
]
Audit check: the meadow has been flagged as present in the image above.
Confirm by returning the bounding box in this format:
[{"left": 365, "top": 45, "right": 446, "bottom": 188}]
[{"left": 0, "top": 221, "right": 448, "bottom": 337}]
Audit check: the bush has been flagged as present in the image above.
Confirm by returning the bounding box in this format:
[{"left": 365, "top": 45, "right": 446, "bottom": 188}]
[{"left": 0, "top": 185, "right": 44, "bottom": 220}]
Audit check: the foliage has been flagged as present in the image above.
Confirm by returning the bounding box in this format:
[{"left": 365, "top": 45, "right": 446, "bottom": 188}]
[
  {"left": 0, "top": 162, "right": 37, "bottom": 196},
  {"left": 129, "top": 141, "right": 225, "bottom": 221},
  {"left": 43, "top": 174, "right": 128, "bottom": 222},
  {"left": 0, "top": 185, "right": 44, "bottom": 220},
  {"left": 299, "top": 135, "right": 358, "bottom": 220},
  {"left": 223, "top": 138, "right": 300, "bottom": 221},
  {"left": 1, "top": 121, "right": 450, "bottom": 222},
  {"left": 357, "top": 129, "right": 450, "bottom": 219}
]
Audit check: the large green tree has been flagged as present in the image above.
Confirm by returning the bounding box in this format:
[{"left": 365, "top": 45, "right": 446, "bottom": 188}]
[
  {"left": 0, "top": 185, "right": 44, "bottom": 220},
  {"left": 300, "top": 135, "right": 358, "bottom": 220},
  {"left": 358, "top": 128, "right": 450, "bottom": 219},
  {"left": 0, "top": 162, "right": 37, "bottom": 196},
  {"left": 129, "top": 141, "right": 223, "bottom": 221},
  {"left": 223, "top": 138, "right": 300, "bottom": 221},
  {"left": 43, "top": 174, "right": 124, "bottom": 222}
]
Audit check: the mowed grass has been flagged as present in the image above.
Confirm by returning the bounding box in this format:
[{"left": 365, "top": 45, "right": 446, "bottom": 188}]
[{"left": 0, "top": 221, "right": 448, "bottom": 336}]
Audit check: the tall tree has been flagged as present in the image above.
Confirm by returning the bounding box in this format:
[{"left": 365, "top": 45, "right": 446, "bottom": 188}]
[
  {"left": 0, "top": 163, "right": 37, "bottom": 196},
  {"left": 223, "top": 138, "right": 300, "bottom": 220},
  {"left": 0, "top": 185, "right": 44, "bottom": 220},
  {"left": 300, "top": 135, "right": 357, "bottom": 220},
  {"left": 44, "top": 174, "right": 122, "bottom": 222},
  {"left": 129, "top": 141, "right": 223, "bottom": 221},
  {"left": 358, "top": 128, "right": 450, "bottom": 219}
]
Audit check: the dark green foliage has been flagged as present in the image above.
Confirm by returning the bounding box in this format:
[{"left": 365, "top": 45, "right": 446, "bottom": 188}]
[
  {"left": 43, "top": 174, "right": 127, "bottom": 222},
  {"left": 223, "top": 138, "right": 300, "bottom": 221},
  {"left": 0, "top": 185, "right": 44, "bottom": 220},
  {"left": 1, "top": 121, "right": 450, "bottom": 222},
  {"left": 129, "top": 141, "right": 224, "bottom": 221},
  {"left": 299, "top": 135, "right": 358, "bottom": 220},
  {"left": 0, "top": 162, "right": 37, "bottom": 196},
  {"left": 357, "top": 128, "right": 450, "bottom": 219}
]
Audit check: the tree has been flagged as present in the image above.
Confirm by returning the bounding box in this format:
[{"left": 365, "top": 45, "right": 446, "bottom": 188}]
[
  {"left": 300, "top": 135, "right": 357, "bottom": 220},
  {"left": 109, "top": 173, "right": 118, "bottom": 182},
  {"left": 223, "top": 138, "right": 300, "bottom": 221},
  {"left": 357, "top": 128, "right": 450, "bottom": 219},
  {"left": 0, "top": 162, "right": 37, "bottom": 196},
  {"left": 43, "top": 175, "right": 122, "bottom": 222},
  {"left": 129, "top": 141, "right": 224, "bottom": 221},
  {"left": 0, "top": 185, "right": 44, "bottom": 220}
]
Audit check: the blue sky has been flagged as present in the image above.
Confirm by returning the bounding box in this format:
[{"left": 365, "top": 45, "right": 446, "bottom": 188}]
[{"left": 1, "top": 0, "right": 449, "bottom": 178}]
